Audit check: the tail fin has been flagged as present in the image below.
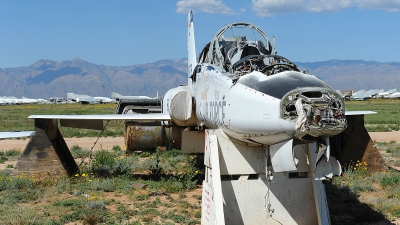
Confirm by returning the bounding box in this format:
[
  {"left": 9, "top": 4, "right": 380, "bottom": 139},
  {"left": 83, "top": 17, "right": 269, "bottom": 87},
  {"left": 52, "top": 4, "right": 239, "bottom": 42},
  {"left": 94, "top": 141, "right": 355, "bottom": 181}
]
[{"left": 187, "top": 10, "right": 196, "bottom": 86}]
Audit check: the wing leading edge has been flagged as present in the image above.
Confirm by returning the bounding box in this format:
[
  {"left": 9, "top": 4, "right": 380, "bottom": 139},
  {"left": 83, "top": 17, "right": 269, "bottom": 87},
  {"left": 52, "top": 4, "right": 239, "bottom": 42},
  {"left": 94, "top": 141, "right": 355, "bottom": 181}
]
[
  {"left": 28, "top": 114, "right": 172, "bottom": 130},
  {"left": 0, "top": 131, "right": 35, "bottom": 139},
  {"left": 345, "top": 111, "right": 377, "bottom": 116}
]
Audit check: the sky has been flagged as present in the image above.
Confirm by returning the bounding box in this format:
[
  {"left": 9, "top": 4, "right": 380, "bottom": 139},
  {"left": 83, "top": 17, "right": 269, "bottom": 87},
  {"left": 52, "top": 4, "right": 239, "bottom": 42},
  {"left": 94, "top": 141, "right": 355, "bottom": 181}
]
[{"left": 1, "top": 0, "right": 400, "bottom": 68}]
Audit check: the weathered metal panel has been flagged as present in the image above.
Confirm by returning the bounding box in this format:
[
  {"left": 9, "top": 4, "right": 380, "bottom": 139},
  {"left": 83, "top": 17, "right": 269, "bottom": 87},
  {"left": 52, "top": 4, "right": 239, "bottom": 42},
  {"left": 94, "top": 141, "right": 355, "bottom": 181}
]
[
  {"left": 216, "top": 130, "right": 266, "bottom": 175},
  {"left": 181, "top": 130, "right": 205, "bottom": 153},
  {"left": 203, "top": 130, "right": 225, "bottom": 225},
  {"left": 201, "top": 181, "right": 215, "bottom": 224},
  {"left": 209, "top": 131, "right": 225, "bottom": 225},
  {"left": 293, "top": 144, "right": 310, "bottom": 173},
  {"left": 60, "top": 119, "right": 103, "bottom": 130},
  {"left": 204, "top": 130, "right": 212, "bottom": 168},
  {"left": 125, "top": 125, "right": 161, "bottom": 151},
  {"left": 270, "top": 139, "right": 297, "bottom": 172},
  {"left": 222, "top": 178, "right": 318, "bottom": 225},
  {"left": 309, "top": 142, "right": 331, "bottom": 225}
]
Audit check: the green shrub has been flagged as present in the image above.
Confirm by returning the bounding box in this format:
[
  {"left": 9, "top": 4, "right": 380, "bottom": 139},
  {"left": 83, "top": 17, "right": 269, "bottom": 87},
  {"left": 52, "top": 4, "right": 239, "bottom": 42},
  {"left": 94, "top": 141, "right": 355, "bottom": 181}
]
[
  {"left": 93, "top": 150, "right": 116, "bottom": 168},
  {"left": 5, "top": 149, "right": 21, "bottom": 157},
  {"left": 0, "top": 173, "right": 33, "bottom": 191},
  {"left": 91, "top": 179, "right": 116, "bottom": 192},
  {"left": 0, "top": 155, "right": 7, "bottom": 164},
  {"left": 112, "top": 145, "right": 122, "bottom": 152},
  {"left": 379, "top": 172, "right": 400, "bottom": 188}
]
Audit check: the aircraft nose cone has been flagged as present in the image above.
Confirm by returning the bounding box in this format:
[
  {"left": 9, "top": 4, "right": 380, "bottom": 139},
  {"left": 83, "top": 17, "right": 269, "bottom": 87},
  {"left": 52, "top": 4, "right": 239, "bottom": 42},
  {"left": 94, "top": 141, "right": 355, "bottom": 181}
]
[
  {"left": 237, "top": 70, "right": 346, "bottom": 141},
  {"left": 281, "top": 86, "right": 346, "bottom": 141}
]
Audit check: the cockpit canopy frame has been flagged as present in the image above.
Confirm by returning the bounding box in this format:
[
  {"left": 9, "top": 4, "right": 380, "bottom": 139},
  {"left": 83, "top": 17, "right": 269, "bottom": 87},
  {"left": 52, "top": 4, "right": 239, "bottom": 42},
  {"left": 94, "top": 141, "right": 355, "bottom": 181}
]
[{"left": 199, "top": 22, "right": 276, "bottom": 72}]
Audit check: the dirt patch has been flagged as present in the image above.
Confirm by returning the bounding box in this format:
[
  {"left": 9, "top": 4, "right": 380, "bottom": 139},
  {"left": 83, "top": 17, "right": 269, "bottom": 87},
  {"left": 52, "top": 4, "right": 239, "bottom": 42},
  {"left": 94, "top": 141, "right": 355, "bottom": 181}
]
[
  {"left": 369, "top": 131, "right": 400, "bottom": 143},
  {"left": 0, "top": 137, "right": 125, "bottom": 152}
]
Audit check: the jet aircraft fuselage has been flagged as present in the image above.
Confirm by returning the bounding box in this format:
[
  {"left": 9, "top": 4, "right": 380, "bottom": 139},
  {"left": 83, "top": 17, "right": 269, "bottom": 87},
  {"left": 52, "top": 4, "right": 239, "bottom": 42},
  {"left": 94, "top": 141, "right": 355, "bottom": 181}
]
[
  {"left": 164, "top": 19, "right": 347, "bottom": 146},
  {"left": 25, "top": 12, "right": 349, "bottom": 151}
]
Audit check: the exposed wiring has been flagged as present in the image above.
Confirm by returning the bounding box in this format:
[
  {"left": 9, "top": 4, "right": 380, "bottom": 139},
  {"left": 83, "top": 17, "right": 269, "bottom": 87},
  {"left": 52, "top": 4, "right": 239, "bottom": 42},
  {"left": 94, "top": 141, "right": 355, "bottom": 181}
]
[{"left": 263, "top": 145, "right": 283, "bottom": 225}]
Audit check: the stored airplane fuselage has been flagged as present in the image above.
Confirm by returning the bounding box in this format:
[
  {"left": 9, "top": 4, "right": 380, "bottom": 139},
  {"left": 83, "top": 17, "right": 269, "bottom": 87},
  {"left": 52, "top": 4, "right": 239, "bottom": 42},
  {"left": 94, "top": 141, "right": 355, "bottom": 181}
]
[
  {"left": 164, "top": 20, "right": 347, "bottom": 146},
  {"left": 24, "top": 13, "right": 349, "bottom": 151}
]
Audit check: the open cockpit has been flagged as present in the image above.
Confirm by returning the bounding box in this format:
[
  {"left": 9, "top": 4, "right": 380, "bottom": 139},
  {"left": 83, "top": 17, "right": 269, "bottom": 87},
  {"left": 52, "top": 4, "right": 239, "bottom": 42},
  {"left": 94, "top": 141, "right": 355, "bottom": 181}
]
[{"left": 198, "top": 22, "right": 303, "bottom": 77}]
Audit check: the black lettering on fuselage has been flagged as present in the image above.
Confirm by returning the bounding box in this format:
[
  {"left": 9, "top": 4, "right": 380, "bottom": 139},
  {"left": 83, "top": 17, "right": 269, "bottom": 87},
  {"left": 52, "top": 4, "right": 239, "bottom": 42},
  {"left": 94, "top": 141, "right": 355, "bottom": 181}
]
[{"left": 199, "top": 100, "right": 226, "bottom": 126}]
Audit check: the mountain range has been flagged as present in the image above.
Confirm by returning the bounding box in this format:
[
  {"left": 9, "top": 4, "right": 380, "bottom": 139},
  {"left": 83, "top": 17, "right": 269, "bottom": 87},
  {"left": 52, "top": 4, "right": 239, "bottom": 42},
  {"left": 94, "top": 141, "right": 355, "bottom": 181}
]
[{"left": 1, "top": 58, "right": 399, "bottom": 98}]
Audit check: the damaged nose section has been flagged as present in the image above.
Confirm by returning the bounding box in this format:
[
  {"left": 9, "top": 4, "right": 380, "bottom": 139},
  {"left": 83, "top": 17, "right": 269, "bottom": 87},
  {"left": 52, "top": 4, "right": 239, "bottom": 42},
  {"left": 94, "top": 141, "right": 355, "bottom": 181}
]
[{"left": 281, "top": 87, "right": 347, "bottom": 141}]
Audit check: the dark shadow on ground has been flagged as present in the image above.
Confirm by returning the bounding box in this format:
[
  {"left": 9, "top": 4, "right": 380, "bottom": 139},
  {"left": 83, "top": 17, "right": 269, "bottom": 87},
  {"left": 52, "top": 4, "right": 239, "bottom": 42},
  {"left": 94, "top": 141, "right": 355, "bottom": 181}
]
[{"left": 324, "top": 181, "right": 393, "bottom": 225}]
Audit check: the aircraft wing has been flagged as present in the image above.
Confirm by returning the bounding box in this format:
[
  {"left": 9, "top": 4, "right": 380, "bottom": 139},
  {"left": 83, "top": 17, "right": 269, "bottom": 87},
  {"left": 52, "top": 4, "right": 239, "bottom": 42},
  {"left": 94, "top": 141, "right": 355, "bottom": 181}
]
[
  {"left": 345, "top": 111, "right": 377, "bottom": 115},
  {"left": 0, "top": 131, "right": 35, "bottom": 139},
  {"left": 28, "top": 114, "right": 172, "bottom": 130}
]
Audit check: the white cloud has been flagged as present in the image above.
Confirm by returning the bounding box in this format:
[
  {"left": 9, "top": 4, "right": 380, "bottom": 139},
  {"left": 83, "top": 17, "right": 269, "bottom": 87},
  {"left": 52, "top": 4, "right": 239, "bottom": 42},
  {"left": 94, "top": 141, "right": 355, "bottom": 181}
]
[
  {"left": 251, "top": 0, "right": 304, "bottom": 17},
  {"left": 176, "top": 0, "right": 235, "bottom": 15},
  {"left": 355, "top": 0, "right": 400, "bottom": 12},
  {"left": 305, "top": 0, "right": 352, "bottom": 13},
  {"left": 252, "top": 0, "right": 400, "bottom": 17}
]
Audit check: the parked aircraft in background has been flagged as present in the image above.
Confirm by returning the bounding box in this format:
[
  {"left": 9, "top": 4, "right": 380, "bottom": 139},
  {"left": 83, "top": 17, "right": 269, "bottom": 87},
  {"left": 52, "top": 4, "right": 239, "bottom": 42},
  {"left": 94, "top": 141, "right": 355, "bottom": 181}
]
[
  {"left": 350, "top": 89, "right": 383, "bottom": 100},
  {"left": 388, "top": 91, "right": 400, "bottom": 99},
  {"left": 19, "top": 97, "right": 39, "bottom": 104},
  {"left": 67, "top": 93, "right": 115, "bottom": 104},
  {"left": 350, "top": 90, "right": 366, "bottom": 100},
  {"left": 111, "top": 92, "right": 156, "bottom": 101},
  {"left": 0, "top": 96, "right": 19, "bottom": 105},
  {"left": 0, "top": 96, "right": 50, "bottom": 105},
  {"left": 379, "top": 89, "right": 397, "bottom": 98}
]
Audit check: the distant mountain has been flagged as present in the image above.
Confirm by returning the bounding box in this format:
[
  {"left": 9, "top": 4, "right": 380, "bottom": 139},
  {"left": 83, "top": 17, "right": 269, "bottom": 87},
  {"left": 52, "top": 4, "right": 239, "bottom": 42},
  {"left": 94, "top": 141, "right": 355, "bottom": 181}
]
[
  {"left": 1, "top": 58, "right": 399, "bottom": 98},
  {"left": 0, "top": 58, "right": 188, "bottom": 98},
  {"left": 295, "top": 60, "right": 400, "bottom": 91}
]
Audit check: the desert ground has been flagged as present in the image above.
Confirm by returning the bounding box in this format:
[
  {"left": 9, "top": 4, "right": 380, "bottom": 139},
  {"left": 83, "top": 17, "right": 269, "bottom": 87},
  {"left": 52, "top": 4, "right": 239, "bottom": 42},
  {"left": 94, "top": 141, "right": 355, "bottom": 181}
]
[
  {"left": 0, "top": 136, "right": 125, "bottom": 151},
  {"left": 1, "top": 131, "right": 399, "bottom": 152},
  {"left": 1, "top": 132, "right": 400, "bottom": 224}
]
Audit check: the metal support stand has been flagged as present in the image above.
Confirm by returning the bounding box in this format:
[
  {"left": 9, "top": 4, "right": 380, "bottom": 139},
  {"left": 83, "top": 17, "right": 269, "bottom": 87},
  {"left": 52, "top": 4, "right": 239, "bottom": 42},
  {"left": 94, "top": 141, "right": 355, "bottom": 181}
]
[
  {"left": 12, "top": 119, "right": 79, "bottom": 177},
  {"left": 201, "top": 129, "right": 330, "bottom": 225}
]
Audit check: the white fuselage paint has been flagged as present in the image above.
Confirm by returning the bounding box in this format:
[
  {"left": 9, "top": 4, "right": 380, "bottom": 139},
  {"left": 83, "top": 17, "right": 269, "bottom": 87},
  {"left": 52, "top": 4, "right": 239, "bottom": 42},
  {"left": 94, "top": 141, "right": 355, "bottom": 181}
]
[{"left": 193, "top": 64, "right": 294, "bottom": 145}]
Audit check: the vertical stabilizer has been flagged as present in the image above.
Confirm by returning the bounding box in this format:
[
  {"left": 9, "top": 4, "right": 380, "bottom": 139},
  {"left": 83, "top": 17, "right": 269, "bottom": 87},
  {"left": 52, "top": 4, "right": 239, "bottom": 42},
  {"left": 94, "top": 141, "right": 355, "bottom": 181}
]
[{"left": 187, "top": 10, "right": 196, "bottom": 87}]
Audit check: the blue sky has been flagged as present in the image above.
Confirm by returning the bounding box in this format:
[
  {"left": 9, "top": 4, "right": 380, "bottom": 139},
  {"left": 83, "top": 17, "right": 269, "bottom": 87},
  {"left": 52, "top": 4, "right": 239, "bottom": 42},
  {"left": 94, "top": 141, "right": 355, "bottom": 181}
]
[{"left": 1, "top": 0, "right": 400, "bottom": 68}]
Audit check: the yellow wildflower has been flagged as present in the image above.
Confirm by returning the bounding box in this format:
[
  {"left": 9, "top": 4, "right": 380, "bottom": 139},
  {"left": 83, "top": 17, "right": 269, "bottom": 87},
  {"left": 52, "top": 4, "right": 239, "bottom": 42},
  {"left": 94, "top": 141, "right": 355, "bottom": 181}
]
[
  {"left": 75, "top": 174, "right": 79, "bottom": 177},
  {"left": 89, "top": 180, "right": 92, "bottom": 182}
]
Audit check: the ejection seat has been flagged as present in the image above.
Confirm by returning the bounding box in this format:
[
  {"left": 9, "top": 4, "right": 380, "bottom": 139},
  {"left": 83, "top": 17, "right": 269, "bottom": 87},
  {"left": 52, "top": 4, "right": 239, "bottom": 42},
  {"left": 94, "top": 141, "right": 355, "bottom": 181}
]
[{"left": 228, "top": 37, "right": 265, "bottom": 63}]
